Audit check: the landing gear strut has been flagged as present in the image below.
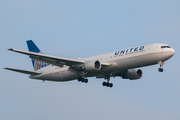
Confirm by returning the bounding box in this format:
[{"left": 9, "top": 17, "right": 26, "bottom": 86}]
[
  {"left": 158, "top": 61, "right": 165, "bottom": 72},
  {"left": 78, "top": 77, "right": 88, "bottom": 83},
  {"left": 102, "top": 75, "right": 113, "bottom": 88}
]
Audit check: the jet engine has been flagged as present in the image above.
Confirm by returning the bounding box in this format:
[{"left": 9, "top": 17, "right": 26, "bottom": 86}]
[
  {"left": 82, "top": 60, "right": 101, "bottom": 71},
  {"left": 122, "top": 69, "right": 143, "bottom": 80}
]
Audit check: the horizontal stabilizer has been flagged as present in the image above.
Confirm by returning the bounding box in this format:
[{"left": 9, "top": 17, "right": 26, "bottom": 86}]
[{"left": 4, "top": 68, "right": 42, "bottom": 75}]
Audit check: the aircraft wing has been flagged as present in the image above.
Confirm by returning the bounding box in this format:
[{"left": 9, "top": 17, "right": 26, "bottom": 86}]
[
  {"left": 8, "top": 48, "right": 85, "bottom": 67},
  {"left": 4, "top": 68, "right": 41, "bottom": 75}
]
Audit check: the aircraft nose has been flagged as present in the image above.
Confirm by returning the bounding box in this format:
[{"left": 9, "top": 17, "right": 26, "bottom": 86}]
[
  {"left": 169, "top": 48, "right": 175, "bottom": 57},
  {"left": 171, "top": 48, "right": 175, "bottom": 55}
]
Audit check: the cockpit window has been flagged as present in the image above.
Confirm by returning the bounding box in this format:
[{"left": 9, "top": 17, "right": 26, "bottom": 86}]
[{"left": 161, "top": 46, "right": 171, "bottom": 48}]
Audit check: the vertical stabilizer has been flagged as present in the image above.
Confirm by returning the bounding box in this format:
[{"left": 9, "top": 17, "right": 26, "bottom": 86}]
[
  {"left": 27, "top": 40, "right": 41, "bottom": 53},
  {"left": 26, "top": 40, "right": 49, "bottom": 71}
]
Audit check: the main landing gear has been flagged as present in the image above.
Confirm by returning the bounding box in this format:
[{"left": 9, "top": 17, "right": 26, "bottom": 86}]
[
  {"left": 158, "top": 61, "right": 165, "bottom": 72},
  {"left": 102, "top": 82, "right": 113, "bottom": 88},
  {"left": 102, "top": 75, "right": 113, "bottom": 88},
  {"left": 78, "top": 77, "right": 88, "bottom": 83}
]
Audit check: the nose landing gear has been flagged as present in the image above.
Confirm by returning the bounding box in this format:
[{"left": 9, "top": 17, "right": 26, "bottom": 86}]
[{"left": 158, "top": 61, "right": 165, "bottom": 72}]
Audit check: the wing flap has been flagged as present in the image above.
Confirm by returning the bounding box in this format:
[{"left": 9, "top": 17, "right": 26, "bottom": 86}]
[
  {"left": 8, "top": 48, "right": 85, "bottom": 67},
  {"left": 4, "top": 68, "right": 41, "bottom": 75}
]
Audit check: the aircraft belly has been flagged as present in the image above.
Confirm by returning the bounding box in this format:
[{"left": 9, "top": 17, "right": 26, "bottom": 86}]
[{"left": 33, "top": 69, "right": 79, "bottom": 82}]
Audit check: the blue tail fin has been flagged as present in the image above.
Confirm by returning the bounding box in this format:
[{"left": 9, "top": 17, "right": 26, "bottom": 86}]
[{"left": 26, "top": 40, "right": 49, "bottom": 71}]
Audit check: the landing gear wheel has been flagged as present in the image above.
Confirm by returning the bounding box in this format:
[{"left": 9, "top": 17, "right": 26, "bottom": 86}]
[
  {"left": 77, "top": 77, "right": 88, "bottom": 83},
  {"left": 102, "top": 82, "right": 106, "bottom": 86},
  {"left": 78, "top": 77, "right": 81, "bottom": 82},
  {"left": 158, "top": 68, "right": 163, "bottom": 72},
  {"left": 106, "top": 82, "right": 110, "bottom": 87},
  {"left": 109, "top": 83, "right": 113, "bottom": 88},
  {"left": 102, "top": 82, "right": 113, "bottom": 88},
  {"left": 84, "top": 79, "right": 88, "bottom": 83}
]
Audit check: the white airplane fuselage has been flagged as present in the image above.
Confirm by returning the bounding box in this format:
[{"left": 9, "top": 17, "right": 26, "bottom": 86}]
[{"left": 30, "top": 43, "right": 175, "bottom": 82}]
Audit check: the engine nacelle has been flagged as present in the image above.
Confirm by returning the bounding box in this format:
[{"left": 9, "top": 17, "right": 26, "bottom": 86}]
[
  {"left": 122, "top": 69, "right": 143, "bottom": 80},
  {"left": 82, "top": 60, "right": 101, "bottom": 71}
]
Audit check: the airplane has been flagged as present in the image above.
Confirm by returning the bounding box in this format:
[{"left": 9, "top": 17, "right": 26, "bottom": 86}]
[{"left": 5, "top": 40, "right": 175, "bottom": 88}]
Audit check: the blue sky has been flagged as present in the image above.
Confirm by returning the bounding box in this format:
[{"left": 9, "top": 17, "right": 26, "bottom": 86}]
[{"left": 0, "top": 0, "right": 180, "bottom": 120}]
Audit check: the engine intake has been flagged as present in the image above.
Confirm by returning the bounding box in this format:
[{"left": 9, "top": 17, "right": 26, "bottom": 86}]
[
  {"left": 82, "top": 60, "right": 101, "bottom": 71},
  {"left": 122, "top": 69, "right": 143, "bottom": 80}
]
